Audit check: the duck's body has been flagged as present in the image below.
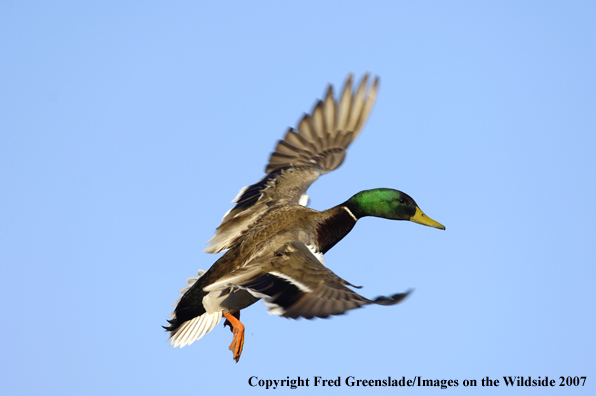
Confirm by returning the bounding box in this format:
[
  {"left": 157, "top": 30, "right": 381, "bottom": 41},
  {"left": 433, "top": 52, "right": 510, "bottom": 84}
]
[{"left": 165, "top": 75, "right": 445, "bottom": 362}]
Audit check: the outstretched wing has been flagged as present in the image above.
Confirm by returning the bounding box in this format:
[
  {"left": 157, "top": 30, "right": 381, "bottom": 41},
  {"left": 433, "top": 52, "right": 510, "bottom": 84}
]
[
  {"left": 205, "top": 74, "right": 379, "bottom": 253},
  {"left": 204, "top": 241, "right": 411, "bottom": 319}
]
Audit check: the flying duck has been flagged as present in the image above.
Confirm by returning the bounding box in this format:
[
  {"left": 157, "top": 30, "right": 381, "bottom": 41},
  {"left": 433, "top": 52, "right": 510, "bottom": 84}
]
[{"left": 164, "top": 74, "right": 445, "bottom": 362}]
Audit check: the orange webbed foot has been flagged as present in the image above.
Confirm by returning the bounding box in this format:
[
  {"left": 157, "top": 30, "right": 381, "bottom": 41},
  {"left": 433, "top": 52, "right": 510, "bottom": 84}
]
[{"left": 223, "top": 312, "right": 245, "bottom": 362}]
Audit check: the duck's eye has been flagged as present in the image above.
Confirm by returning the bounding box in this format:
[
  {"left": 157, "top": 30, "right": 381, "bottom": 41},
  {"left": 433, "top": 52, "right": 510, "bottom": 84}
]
[{"left": 398, "top": 198, "right": 405, "bottom": 204}]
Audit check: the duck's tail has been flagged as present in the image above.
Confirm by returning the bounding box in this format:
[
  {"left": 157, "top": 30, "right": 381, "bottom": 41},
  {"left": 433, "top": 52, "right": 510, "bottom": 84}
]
[
  {"left": 167, "top": 310, "right": 223, "bottom": 348},
  {"left": 165, "top": 269, "right": 223, "bottom": 348}
]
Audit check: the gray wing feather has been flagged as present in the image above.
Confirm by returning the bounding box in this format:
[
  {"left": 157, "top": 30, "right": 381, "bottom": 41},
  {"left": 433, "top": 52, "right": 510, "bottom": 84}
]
[{"left": 233, "top": 241, "right": 410, "bottom": 320}]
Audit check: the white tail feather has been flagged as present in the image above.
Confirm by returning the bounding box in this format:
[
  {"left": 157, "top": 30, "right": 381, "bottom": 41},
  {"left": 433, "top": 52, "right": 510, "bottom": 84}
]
[
  {"left": 168, "top": 269, "right": 223, "bottom": 348},
  {"left": 169, "top": 311, "right": 223, "bottom": 348}
]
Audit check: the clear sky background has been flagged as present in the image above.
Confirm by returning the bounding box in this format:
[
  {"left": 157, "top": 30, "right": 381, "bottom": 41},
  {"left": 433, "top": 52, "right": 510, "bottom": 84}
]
[{"left": 2, "top": 2, "right": 595, "bottom": 395}]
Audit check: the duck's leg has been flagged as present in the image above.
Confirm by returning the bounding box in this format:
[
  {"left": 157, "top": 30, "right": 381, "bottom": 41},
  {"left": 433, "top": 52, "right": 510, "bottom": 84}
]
[{"left": 223, "top": 311, "right": 244, "bottom": 362}]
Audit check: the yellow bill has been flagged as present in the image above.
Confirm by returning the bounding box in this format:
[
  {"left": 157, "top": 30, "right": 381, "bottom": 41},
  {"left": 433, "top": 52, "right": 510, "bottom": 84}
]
[{"left": 410, "top": 207, "right": 445, "bottom": 230}]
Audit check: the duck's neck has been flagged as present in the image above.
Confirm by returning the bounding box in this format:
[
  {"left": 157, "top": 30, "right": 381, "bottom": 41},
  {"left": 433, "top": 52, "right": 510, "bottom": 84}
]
[{"left": 315, "top": 205, "right": 359, "bottom": 254}]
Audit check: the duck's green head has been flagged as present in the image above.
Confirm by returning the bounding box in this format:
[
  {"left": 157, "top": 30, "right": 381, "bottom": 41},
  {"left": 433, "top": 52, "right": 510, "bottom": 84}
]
[{"left": 344, "top": 188, "right": 445, "bottom": 230}]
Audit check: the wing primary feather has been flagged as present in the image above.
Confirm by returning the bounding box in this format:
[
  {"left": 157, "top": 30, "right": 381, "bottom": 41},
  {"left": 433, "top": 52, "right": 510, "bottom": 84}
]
[
  {"left": 323, "top": 85, "right": 336, "bottom": 134},
  {"left": 311, "top": 102, "right": 326, "bottom": 147},
  {"left": 337, "top": 74, "right": 353, "bottom": 132},
  {"left": 346, "top": 74, "right": 368, "bottom": 132},
  {"left": 354, "top": 76, "right": 379, "bottom": 136}
]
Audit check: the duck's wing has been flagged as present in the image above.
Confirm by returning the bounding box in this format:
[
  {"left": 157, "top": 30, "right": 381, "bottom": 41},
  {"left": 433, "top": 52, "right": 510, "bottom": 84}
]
[
  {"left": 203, "top": 241, "right": 410, "bottom": 319},
  {"left": 205, "top": 74, "right": 379, "bottom": 253}
]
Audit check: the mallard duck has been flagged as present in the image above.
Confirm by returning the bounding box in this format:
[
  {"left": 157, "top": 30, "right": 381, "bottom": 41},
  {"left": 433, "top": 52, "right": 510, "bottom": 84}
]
[{"left": 164, "top": 74, "right": 445, "bottom": 362}]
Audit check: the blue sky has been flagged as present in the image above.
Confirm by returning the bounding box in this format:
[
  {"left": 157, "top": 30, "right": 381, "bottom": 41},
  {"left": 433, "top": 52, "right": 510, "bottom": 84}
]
[{"left": 1, "top": 1, "right": 595, "bottom": 395}]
